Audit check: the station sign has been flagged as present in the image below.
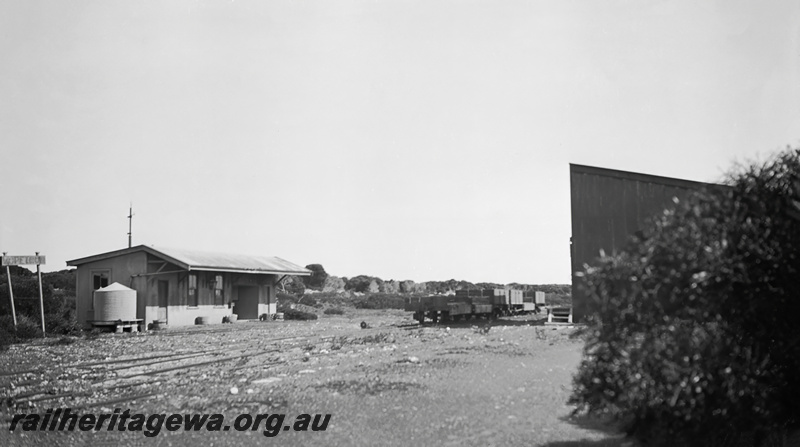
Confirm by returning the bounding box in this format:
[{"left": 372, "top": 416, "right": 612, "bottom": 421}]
[
  {"left": 1, "top": 255, "right": 46, "bottom": 266},
  {"left": 3, "top": 252, "right": 47, "bottom": 334}
]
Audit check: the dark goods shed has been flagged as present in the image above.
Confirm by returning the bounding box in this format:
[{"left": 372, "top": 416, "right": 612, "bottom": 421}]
[{"left": 569, "top": 164, "right": 719, "bottom": 323}]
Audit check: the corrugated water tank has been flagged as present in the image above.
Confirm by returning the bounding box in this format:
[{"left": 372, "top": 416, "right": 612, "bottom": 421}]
[{"left": 94, "top": 282, "right": 137, "bottom": 321}]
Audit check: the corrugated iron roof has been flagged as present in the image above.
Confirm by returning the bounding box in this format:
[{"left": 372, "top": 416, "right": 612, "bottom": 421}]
[
  {"left": 152, "top": 246, "right": 311, "bottom": 275},
  {"left": 67, "top": 245, "right": 312, "bottom": 276}
]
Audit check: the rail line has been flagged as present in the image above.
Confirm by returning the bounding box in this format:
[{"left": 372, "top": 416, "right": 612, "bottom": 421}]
[{"left": 2, "top": 323, "right": 415, "bottom": 413}]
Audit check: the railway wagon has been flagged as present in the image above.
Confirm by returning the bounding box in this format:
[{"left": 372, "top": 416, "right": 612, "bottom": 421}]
[
  {"left": 465, "top": 289, "right": 541, "bottom": 316},
  {"left": 522, "top": 290, "right": 545, "bottom": 313},
  {"left": 405, "top": 289, "right": 540, "bottom": 323},
  {"left": 404, "top": 294, "right": 495, "bottom": 324},
  {"left": 491, "top": 289, "right": 523, "bottom": 314}
]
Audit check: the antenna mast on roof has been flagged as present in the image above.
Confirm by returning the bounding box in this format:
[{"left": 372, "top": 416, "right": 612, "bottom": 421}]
[{"left": 127, "top": 203, "right": 134, "bottom": 248}]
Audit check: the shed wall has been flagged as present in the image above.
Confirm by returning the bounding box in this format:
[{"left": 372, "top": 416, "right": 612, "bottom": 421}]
[{"left": 570, "top": 164, "right": 711, "bottom": 322}]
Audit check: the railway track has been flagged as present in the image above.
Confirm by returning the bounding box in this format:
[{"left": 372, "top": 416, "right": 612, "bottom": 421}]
[
  {"left": 1, "top": 317, "right": 428, "bottom": 419},
  {"left": 2, "top": 330, "right": 354, "bottom": 412}
]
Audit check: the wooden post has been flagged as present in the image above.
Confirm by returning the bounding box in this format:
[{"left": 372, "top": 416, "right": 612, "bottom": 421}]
[
  {"left": 3, "top": 253, "right": 17, "bottom": 328},
  {"left": 36, "top": 252, "right": 45, "bottom": 336}
]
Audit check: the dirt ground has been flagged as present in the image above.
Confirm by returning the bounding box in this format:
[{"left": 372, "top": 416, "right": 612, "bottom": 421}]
[{"left": 1, "top": 310, "right": 628, "bottom": 446}]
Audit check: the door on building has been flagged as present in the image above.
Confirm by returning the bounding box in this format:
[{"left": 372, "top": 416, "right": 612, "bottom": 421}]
[
  {"left": 158, "top": 280, "right": 169, "bottom": 322},
  {"left": 236, "top": 286, "right": 259, "bottom": 320}
]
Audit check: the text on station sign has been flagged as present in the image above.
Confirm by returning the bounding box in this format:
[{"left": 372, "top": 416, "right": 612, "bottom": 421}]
[{"left": 1, "top": 255, "right": 46, "bottom": 266}]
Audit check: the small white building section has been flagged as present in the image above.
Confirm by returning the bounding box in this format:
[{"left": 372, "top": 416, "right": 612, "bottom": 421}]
[{"left": 67, "top": 245, "right": 311, "bottom": 329}]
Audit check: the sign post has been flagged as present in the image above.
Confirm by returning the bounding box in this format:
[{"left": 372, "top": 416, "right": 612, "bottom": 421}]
[
  {"left": 35, "top": 252, "right": 45, "bottom": 335},
  {"left": 1, "top": 253, "right": 46, "bottom": 336},
  {"left": 2, "top": 252, "right": 17, "bottom": 328}
]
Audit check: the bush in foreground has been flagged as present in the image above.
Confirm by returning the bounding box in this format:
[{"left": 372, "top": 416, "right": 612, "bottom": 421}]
[{"left": 570, "top": 149, "right": 800, "bottom": 445}]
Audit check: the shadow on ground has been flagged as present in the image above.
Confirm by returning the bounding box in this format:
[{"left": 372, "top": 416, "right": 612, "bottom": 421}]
[
  {"left": 541, "top": 414, "right": 634, "bottom": 447},
  {"left": 542, "top": 439, "right": 631, "bottom": 447},
  {"left": 409, "top": 317, "right": 551, "bottom": 329}
]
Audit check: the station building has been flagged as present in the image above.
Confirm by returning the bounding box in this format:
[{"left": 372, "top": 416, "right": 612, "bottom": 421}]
[{"left": 67, "top": 245, "right": 311, "bottom": 328}]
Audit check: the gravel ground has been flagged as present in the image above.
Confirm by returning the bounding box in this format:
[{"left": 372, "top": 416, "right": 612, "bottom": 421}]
[{"left": 1, "top": 310, "right": 627, "bottom": 446}]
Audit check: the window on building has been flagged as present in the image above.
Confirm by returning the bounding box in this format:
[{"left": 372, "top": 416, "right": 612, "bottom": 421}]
[
  {"left": 91, "top": 270, "right": 110, "bottom": 310},
  {"left": 92, "top": 271, "right": 110, "bottom": 290},
  {"left": 188, "top": 274, "right": 198, "bottom": 307},
  {"left": 214, "top": 275, "right": 224, "bottom": 306}
]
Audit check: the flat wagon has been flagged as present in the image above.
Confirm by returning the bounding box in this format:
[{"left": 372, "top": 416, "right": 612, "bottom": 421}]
[{"left": 405, "top": 288, "right": 542, "bottom": 324}]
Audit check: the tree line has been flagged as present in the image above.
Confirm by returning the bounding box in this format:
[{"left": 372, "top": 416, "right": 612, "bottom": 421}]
[{"left": 282, "top": 263, "right": 570, "bottom": 296}]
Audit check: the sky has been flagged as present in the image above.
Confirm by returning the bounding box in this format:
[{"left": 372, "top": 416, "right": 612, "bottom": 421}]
[{"left": 1, "top": 0, "right": 799, "bottom": 284}]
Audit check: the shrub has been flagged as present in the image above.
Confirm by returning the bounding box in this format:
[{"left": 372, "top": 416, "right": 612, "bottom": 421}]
[
  {"left": 0, "top": 314, "right": 44, "bottom": 350},
  {"left": 570, "top": 149, "right": 800, "bottom": 445},
  {"left": 277, "top": 291, "right": 323, "bottom": 308},
  {"left": 0, "top": 306, "right": 81, "bottom": 350},
  {"left": 323, "top": 307, "right": 345, "bottom": 315},
  {"left": 543, "top": 293, "right": 571, "bottom": 308},
  {"left": 0, "top": 276, "right": 56, "bottom": 316},
  {"left": 345, "top": 275, "right": 382, "bottom": 293},
  {"left": 304, "top": 264, "right": 329, "bottom": 290},
  {"left": 309, "top": 292, "right": 351, "bottom": 307},
  {"left": 282, "top": 309, "right": 318, "bottom": 321},
  {"left": 323, "top": 276, "right": 346, "bottom": 292},
  {"left": 44, "top": 312, "right": 82, "bottom": 336},
  {"left": 44, "top": 300, "right": 82, "bottom": 336},
  {"left": 282, "top": 275, "right": 307, "bottom": 295},
  {"left": 276, "top": 292, "right": 300, "bottom": 303},
  {"left": 14, "top": 314, "right": 44, "bottom": 339},
  {"left": 353, "top": 293, "right": 406, "bottom": 310}
]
